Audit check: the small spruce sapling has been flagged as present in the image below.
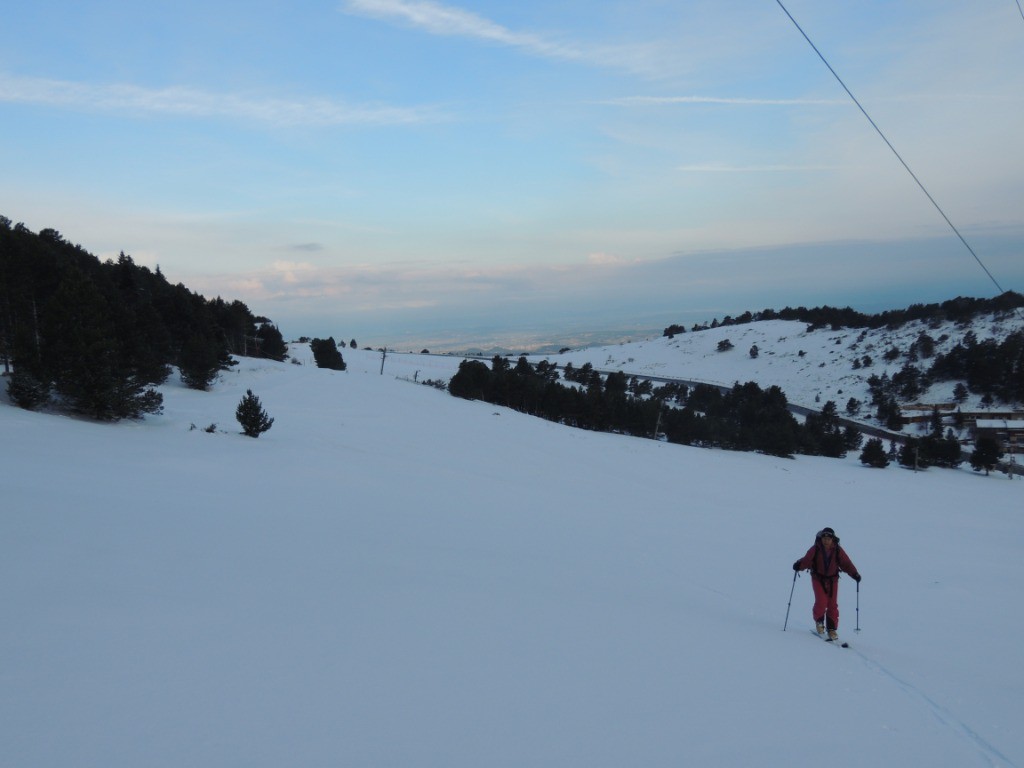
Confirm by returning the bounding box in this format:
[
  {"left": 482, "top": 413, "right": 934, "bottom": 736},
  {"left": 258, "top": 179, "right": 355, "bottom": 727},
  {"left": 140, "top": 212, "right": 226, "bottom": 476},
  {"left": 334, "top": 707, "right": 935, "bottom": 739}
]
[{"left": 235, "top": 389, "right": 274, "bottom": 438}]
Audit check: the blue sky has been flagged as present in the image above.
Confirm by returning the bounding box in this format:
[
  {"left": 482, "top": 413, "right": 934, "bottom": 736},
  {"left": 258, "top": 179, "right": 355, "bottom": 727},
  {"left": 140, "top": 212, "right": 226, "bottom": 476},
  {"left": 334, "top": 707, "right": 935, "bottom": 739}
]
[{"left": 2, "top": 1, "right": 1022, "bottom": 350}]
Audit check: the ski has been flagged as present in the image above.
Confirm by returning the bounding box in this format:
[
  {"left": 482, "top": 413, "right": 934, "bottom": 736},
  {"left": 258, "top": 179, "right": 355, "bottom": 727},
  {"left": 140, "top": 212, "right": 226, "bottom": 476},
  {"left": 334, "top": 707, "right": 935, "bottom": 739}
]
[{"left": 810, "top": 629, "right": 849, "bottom": 648}]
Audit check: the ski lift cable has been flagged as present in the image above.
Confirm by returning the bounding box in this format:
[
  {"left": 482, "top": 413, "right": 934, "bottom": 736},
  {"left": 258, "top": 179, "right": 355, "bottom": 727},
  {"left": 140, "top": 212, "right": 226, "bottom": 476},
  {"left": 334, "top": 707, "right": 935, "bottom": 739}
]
[
  {"left": 1016, "top": 0, "right": 1024, "bottom": 23},
  {"left": 775, "top": 0, "right": 1009, "bottom": 298}
]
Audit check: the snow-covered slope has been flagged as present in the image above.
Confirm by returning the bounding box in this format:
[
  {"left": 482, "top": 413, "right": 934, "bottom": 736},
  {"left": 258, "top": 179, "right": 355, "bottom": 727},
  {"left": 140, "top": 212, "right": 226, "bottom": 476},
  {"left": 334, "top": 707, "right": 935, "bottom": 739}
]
[
  {"left": 547, "top": 313, "right": 1022, "bottom": 417},
  {"left": 1, "top": 340, "right": 1021, "bottom": 768}
]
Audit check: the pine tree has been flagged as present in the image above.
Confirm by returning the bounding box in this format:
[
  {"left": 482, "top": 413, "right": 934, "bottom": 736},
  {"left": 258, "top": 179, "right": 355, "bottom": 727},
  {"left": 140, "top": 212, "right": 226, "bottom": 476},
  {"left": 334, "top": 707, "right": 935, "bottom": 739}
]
[
  {"left": 843, "top": 425, "right": 863, "bottom": 452},
  {"left": 970, "top": 436, "right": 1003, "bottom": 476},
  {"left": 39, "top": 268, "right": 161, "bottom": 420},
  {"left": 898, "top": 437, "right": 929, "bottom": 470},
  {"left": 859, "top": 437, "right": 889, "bottom": 468},
  {"left": 255, "top": 323, "right": 287, "bottom": 361},
  {"left": 927, "top": 433, "right": 963, "bottom": 468},
  {"left": 179, "top": 333, "right": 226, "bottom": 390},
  {"left": 6, "top": 369, "right": 51, "bottom": 410},
  {"left": 310, "top": 337, "right": 347, "bottom": 370},
  {"left": 235, "top": 389, "right": 274, "bottom": 438},
  {"left": 448, "top": 359, "right": 491, "bottom": 400}
]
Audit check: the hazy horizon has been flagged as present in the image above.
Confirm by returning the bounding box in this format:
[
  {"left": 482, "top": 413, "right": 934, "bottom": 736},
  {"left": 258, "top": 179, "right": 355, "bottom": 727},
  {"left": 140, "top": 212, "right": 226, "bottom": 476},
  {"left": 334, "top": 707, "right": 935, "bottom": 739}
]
[
  {"left": 267, "top": 232, "right": 1022, "bottom": 353},
  {"left": 3, "top": 2, "right": 1021, "bottom": 345}
]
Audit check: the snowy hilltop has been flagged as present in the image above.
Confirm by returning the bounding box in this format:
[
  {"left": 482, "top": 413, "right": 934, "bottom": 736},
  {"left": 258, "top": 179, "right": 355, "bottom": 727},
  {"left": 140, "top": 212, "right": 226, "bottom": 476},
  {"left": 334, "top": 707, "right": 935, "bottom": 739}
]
[
  {"left": 548, "top": 310, "right": 1023, "bottom": 420},
  {"left": 2, "top": 325, "right": 1022, "bottom": 767}
]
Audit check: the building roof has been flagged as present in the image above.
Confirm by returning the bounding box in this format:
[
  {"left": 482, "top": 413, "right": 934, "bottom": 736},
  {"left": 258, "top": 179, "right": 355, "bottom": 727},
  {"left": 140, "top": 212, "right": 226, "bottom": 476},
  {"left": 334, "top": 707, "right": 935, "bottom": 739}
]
[{"left": 975, "top": 419, "right": 1024, "bottom": 431}]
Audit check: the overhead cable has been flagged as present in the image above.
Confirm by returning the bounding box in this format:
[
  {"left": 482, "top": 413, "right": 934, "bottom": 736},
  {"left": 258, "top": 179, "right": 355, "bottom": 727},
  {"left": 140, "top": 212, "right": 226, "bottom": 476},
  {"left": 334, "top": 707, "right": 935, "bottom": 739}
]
[{"left": 775, "top": 0, "right": 1010, "bottom": 298}]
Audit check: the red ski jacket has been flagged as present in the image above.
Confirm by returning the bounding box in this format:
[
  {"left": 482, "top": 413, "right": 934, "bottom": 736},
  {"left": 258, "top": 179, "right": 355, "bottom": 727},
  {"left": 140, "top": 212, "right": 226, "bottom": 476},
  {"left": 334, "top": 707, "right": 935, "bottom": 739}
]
[{"left": 795, "top": 541, "right": 860, "bottom": 584}]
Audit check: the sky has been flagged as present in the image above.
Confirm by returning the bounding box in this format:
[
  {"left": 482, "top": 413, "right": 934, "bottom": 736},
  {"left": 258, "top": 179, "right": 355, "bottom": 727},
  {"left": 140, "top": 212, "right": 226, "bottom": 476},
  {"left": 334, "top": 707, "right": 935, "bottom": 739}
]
[
  {"left": 3, "top": 332, "right": 1022, "bottom": 767},
  {"left": 1, "top": 1, "right": 1023, "bottom": 350}
]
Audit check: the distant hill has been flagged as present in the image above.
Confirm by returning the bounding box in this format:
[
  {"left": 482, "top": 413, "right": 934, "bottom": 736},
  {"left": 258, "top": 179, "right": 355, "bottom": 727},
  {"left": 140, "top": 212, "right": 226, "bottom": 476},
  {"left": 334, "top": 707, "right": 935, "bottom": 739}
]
[
  {"left": 529, "top": 291, "right": 1024, "bottom": 420},
  {"left": 662, "top": 292, "right": 1024, "bottom": 336}
]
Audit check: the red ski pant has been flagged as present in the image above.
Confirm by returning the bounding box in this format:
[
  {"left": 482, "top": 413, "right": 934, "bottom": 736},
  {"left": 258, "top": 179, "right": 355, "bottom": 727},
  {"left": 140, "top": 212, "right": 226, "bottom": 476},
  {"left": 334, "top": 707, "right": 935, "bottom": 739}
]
[{"left": 811, "top": 576, "right": 840, "bottom": 629}]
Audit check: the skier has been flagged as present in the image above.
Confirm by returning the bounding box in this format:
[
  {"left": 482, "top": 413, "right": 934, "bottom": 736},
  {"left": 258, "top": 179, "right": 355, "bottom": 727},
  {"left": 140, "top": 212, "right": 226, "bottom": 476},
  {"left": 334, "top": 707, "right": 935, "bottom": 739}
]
[{"left": 792, "top": 527, "right": 861, "bottom": 642}]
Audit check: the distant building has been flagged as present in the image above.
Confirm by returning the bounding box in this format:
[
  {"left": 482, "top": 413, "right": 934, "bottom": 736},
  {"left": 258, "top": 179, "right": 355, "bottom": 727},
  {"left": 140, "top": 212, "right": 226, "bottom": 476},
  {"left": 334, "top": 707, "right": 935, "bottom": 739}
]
[{"left": 974, "top": 418, "right": 1024, "bottom": 452}]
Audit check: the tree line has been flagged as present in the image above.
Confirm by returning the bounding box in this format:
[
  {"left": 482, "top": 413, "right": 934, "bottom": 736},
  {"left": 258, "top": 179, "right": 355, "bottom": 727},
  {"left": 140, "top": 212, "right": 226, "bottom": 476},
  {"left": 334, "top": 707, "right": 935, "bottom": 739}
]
[
  {"left": 0, "top": 217, "right": 286, "bottom": 420},
  {"left": 663, "top": 291, "right": 1024, "bottom": 336},
  {"left": 448, "top": 356, "right": 861, "bottom": 459},
  {"left": 927, "top": 329, "right": 1024, "bottom": 404},
  {"left": 448, "top": 356, "right": 1014, "bottom": 474}
]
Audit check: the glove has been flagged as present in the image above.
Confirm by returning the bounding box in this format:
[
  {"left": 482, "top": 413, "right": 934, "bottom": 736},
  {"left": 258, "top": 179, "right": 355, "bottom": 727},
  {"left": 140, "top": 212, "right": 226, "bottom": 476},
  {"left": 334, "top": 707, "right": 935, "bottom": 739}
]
[
  {"left": 793, "top": 561, "right": 801, "bottom": 572},
  {"left": 854, "top": 574, "right": 862, "bottom": 583}
]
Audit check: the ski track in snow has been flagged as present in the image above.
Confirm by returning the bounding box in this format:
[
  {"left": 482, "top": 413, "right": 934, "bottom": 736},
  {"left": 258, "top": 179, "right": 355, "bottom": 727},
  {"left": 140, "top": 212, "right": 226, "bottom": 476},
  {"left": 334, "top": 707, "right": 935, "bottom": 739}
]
[{"left": 850, "top": 646, "right": 1017, "bottom": 768}]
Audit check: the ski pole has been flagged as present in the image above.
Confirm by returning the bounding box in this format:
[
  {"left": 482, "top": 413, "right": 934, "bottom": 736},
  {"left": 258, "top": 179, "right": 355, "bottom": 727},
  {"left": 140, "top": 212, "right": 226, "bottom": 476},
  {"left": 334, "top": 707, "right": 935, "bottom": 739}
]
[
  {"left": 783, "top": 570, "right": 798, "bottom": 631},
  {"left": 855, "top": 580, "right": 860, "bottom": 632}
]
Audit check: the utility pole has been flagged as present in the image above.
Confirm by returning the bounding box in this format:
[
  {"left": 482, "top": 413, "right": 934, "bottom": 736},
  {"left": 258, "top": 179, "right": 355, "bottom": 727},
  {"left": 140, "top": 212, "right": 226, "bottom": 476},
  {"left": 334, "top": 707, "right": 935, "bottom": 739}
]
[
  {"left": 653, "top": 399, "right": 664, "bottom": 440},
  {"left": 0, "top": 290, "right": 11, "bottom": 375}
]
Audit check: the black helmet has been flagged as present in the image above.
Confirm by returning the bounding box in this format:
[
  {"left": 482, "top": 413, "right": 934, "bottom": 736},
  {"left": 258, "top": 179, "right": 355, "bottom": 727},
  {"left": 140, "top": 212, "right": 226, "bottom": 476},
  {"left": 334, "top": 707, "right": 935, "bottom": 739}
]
[{"left": 817, "top": 527, "right": 838, "bottom": 541}]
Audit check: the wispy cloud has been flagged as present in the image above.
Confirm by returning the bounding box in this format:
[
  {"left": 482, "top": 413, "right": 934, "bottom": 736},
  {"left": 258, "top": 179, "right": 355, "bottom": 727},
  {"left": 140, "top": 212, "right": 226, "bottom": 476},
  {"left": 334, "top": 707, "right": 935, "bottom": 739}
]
[
  {"left": 190, "top": 256, "right": 599, "bottom": 314},
  {"left": 602, "top": 95, "right": 847, "bottom": 107},
  {"left": 0, "top": 72, "right": 442, "bottom": 126},
  {"left": 677, "top": 163, "right": 842, "bottom": 173},
  {"left": 343, "top": 0, "right": 563, "bottom": 50},
  {"left": 341, "top": 0, "right": 660, "bottom": 74}
]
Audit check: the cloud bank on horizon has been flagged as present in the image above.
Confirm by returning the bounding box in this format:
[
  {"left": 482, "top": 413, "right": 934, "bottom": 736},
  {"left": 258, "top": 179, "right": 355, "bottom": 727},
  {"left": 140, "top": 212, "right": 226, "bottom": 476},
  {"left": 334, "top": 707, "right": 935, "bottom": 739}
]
[{"left": 1, "top": 0, "right": 1022, "bottom": 344}]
